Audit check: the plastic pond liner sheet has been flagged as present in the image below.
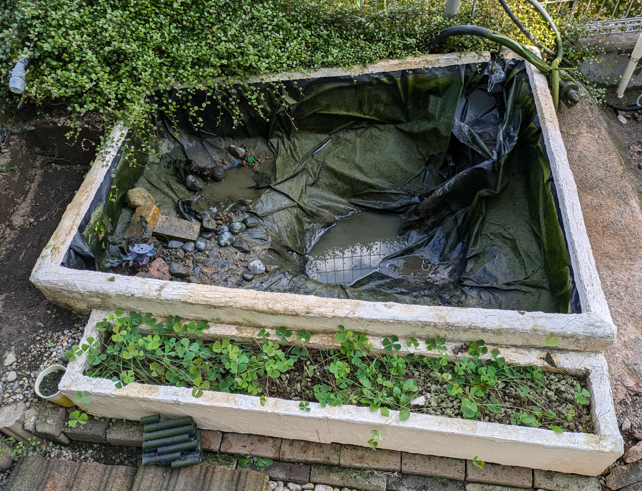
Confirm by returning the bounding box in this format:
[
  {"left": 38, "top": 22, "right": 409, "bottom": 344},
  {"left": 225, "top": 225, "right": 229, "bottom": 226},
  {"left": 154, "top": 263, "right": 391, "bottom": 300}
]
[{"left": 69, "top": 59, "right": 576, "bottom": 314}]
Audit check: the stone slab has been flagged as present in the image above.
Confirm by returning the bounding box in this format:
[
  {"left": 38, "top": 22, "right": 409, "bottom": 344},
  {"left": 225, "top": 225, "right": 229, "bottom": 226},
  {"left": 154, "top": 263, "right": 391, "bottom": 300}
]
[
  {"left": 533, "top": 469, "right": 601, "bottom": 490},
  {"left": 106, "top": 420, "right": 144, "bottom": 447},
  {"left": 621, "top": 483, "right": 642, "bottom": 491},
  {"left": 202, "top": 452, "right": 237, "bottom": 469},
  {"left": 466, "top": 461, "right": 532, "bottom": 489},
  {"left": 240, "top": 461, "right": 310, "bottom": 483},
  {"left": 130, "top": 462, "right": 268, "bottom": 491},
  {"left": 402, "top": 452, "right": 465, "bottom": 480},
  {"left": 125, "top": 205, "right": 160, "bottom": 237},
  {"left": 0, "top": 439, "right": 13, "bottom": 470},
  {"left": 0, "top": 402, "right": 31, "bottom": 443},
  {"left": 310, "top": 464, "right": 386, "bottom": 491},
  {"left": 64, "top": 417, "right": 109, "bottom": 443},
  {"left": 280, "top": 439, "right": 340, "bottom": 465},
  {"left": 153, "top": 215, "right": 200, "bottom": 242},
  {"left": 387, "top": 474, "right": 465, "bottom": 491},
  {"left": 35, "top": 404, "right": 69, "bottom": 445},
  {"left": 340, "top": 444, "right": 400, "bottom": 472},
  {"left": 220, "top": 433, "right": 281, "bottom": 460},
  {"left": 202, "top": 430, "right": 223, "bottom": 452},
  {"left": 624, "top": 442, "right": 642, "bottom": 464},
  {"left": 4, "top": 456, "right": 136, "bottom": 491},
  {"left": 606, "top": 460, "right": 642, "bottom": 490}
]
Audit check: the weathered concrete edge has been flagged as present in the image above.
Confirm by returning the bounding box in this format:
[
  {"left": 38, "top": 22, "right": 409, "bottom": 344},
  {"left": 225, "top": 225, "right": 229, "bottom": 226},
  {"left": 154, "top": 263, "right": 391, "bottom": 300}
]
[
  {"left": 525, "top": 58, "right": 615, "bottom": 330},
  {"left": 29, "top": 53, "right": 615, "bottom": 351},
  {"left": 58, "top": 310, "right": 623, "bottom": 476}
]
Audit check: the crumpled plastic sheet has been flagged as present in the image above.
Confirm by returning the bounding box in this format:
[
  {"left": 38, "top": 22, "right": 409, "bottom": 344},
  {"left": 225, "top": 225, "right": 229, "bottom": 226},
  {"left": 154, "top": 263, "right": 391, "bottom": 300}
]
[{"left": 89, "top": 59, "right": 574, "bottom": 313}]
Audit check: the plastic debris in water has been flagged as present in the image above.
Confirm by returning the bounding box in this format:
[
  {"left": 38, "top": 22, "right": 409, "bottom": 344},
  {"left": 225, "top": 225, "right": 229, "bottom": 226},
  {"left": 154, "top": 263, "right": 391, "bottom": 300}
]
[
  {"left": 247, "top": 157, "right": 254, "bottom": 163},
  {"left": 107, "top": 243, "right": 155, "bottom": 268}
]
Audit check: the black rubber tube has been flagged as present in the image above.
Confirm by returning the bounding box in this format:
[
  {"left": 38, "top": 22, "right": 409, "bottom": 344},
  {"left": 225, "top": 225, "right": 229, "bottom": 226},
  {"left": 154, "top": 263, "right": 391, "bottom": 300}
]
[
  {"left": 603, "top": 101, "right": 642, "bottom": 111},
  {"left": 496, "top": 0, "right": 574, "bottom": 67}
]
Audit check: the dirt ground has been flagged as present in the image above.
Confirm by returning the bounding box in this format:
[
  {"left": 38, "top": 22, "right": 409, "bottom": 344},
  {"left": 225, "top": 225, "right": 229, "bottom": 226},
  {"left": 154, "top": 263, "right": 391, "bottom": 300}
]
[
  {"left": 0, "top": 121, "right": 100, "bottom": 371},
  {"left": 558, "top": 97, "right": 642, "bottom": 455}
]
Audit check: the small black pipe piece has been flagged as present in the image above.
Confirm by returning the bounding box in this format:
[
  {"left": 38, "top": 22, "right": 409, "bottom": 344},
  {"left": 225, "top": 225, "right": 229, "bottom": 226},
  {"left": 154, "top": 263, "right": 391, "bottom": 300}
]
[
  {"left": 170, "top": 451, "right": 202, "bottom": 469},
  {"left": 142, "top": 451, "right": 182, "bottom": 466},
  {"left": 140, "top": 415, "right": 161, "bottom": 426},
  {"left": 143, "top": 416, "right": 193, "bottom": 432},
  {"left": 143, "top": 424, "right": 195, "bottom": 441},
  {"left": 156, "top": 439, "right": 199, "bottom": 455},
  {"left": 142, "top": 433, "right": 190, "bottom": 450}
]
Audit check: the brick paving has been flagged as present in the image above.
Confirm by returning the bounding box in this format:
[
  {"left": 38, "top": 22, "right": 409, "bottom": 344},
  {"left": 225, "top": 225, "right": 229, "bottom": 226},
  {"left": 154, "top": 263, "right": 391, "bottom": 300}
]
[{"left": 0, "top": 404, "right": 625, "bottom": 491}]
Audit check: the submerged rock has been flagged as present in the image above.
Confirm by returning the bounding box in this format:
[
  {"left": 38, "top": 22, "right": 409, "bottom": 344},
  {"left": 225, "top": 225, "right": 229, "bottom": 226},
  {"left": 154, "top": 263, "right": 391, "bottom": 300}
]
[
  {"left": 212, "top": 165, "right": 226, "bottom": 181},
  {"left": 243, "top": 216, "right": 259, "bottom": 228},
  {"left": 229, "top": 145, "right": 246, "bottom": 159},
  {"left": 218, "top": 231, "right": 235, "bottom": 247},
  {"left": 169, "top": 262, "right": 190, "bottom": 279},
  {"left": 185, "top": 174, "right": 204, "bottom": 192},
  {"left": 167, "top": 240, "right": 184, "bottom": 249},
  {"left": 195, "top": 238, "right": 208, "bottom": 252},
  {"left": 127, "top": 187, "right": 155, "bottom": 208},
  {"left": 233, "top": 239, "right": 251, "bottom": 253},
  {"left": 242, "top": 272, "right": 254, "bottom": 281},
  {"left": 216, "top": 225, "right": 229, "bottom": 235},
  {"left": 181, "top": 242, "right": 195, "bottom": 253},
  {"left": 202, "top": 216, "right": 217, "bottom": 231},
  {"left": 248, "top": 260, "right": 266, "bottom": 275},
  {"left": 200, "top": 231, "right": 214, "bottom": 239},
  {"left": 229, "top": 222, "right": 246, "bottom": 234}
]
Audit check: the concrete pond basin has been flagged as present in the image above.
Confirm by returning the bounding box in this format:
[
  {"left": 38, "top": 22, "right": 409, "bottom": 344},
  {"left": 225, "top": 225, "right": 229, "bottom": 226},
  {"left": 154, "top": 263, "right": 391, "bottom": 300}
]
[{"left": 32, "top": 51, "right": 623, "bottom": 473}]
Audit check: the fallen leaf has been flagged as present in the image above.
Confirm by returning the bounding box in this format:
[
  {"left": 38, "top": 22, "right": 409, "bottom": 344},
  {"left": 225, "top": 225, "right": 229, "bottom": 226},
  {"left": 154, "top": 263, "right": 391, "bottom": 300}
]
[
  {"left": 631, "top": 144, "right": 642, "bottom": 152},
  {"left": 619, "top": 115, "right": 628, "bottom": 124}
]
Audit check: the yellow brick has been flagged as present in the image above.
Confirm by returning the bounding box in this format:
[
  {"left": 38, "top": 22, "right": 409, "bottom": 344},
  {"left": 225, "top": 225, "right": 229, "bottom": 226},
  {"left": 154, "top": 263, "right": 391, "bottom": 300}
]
[{"left": 126, "top": 205, "right": 160, "bottom": 237}]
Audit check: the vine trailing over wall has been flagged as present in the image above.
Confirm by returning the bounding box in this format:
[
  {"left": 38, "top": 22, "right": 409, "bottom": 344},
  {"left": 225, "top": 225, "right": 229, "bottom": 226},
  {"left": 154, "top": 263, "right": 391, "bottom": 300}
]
[
  {"left": 66, "top": 310, "right": 594, "bottom": 451},
  {"left": 1, "top": 0, "right": 592, "bottom": 151}
]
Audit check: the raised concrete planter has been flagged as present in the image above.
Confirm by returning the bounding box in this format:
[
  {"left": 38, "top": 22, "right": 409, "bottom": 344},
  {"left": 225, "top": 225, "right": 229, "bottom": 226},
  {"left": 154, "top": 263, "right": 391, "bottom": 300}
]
[
  {"left": 59, "top": 310, "right": 623, "bottom": 476},
  {"left": 30, "top": 52, "right": 614, "bottom": 351}
]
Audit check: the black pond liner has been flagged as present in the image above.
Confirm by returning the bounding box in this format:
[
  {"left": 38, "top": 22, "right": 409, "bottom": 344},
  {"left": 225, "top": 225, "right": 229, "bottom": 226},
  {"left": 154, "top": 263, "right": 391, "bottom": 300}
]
[{"left": 63, "top": 59, "right": 580, "bottom": 314}]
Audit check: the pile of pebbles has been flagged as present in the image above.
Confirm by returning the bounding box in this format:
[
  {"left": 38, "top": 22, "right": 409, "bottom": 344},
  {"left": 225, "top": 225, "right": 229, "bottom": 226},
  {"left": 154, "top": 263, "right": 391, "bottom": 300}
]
[
  {"left": 148, "top": 203, "right": 271, "bottom": 285},
  {"left": 1, "top": 318, "right": 85, "bottom": 408}
]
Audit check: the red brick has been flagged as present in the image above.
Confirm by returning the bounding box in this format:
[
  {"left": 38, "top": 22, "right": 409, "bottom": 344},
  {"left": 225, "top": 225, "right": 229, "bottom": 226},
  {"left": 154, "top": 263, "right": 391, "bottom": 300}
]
[
  {"left": 280, "top": 439, "right": 341, "bottom": 465},
  {"left": 402, "top": 452, "right": 465, "bottom": 480},
  {"left": 220, "top": 433, "right": 281, "bottom": 459},
  {"left": 340, "top": 444, "right": 400, "bottom": 472},
  {"left": 201, "top": 430, "right": 223, "bottom": 452},
  {"left": 145, "top": 258, "right": 170, "bottom": 280},
  {"left": 466, "top": 461, "right": 532, "bottom": 489},
  {"left": 239, "top": 461, "right": 311, "bottom": 483},
  {"left": 106, "top": 421, "right": 144, "bottom": 447}
]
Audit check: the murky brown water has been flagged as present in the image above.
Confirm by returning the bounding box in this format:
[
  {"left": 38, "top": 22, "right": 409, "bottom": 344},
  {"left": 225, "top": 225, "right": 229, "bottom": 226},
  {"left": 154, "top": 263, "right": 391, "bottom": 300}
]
[
  {"left": 201, "top": 166, "right": 263, "bottom": 202},
  {"left": 306, "top": 212, "right": 407, "bottom": 285}
]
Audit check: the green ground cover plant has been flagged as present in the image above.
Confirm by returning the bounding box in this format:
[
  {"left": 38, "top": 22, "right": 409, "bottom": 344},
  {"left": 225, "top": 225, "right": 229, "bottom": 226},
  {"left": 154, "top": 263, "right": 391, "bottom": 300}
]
[
  {"left": 67, "top": 310, "right": 594, "bottom": 443},
  {"left": 1, "top": 0, "right": 591, "bottom": 142}
]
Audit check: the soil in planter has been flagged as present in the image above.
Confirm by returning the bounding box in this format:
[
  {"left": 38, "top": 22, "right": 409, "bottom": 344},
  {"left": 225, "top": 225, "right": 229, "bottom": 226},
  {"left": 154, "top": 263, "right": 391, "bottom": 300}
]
[
  {"left": 39, "top": 370, "right": 64, "bottom": 396},
  {"left": 87, "top": 314, "right": 593, "bottom": 434}
]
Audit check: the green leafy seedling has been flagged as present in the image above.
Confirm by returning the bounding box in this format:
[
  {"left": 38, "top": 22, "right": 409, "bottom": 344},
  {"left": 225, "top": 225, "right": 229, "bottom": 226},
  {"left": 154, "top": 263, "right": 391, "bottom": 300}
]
[
  {"left": 473, "top": 456, "right": 485, "bottom": 468},
  {"left": 74, "top": 391, "right": 91, "bottom": 404},
  {"left": 545, "top": 333, "right": 560, "bottom": 347},
  {"left": 68, "top": 411, "right": 88, "bottom": 428}
]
